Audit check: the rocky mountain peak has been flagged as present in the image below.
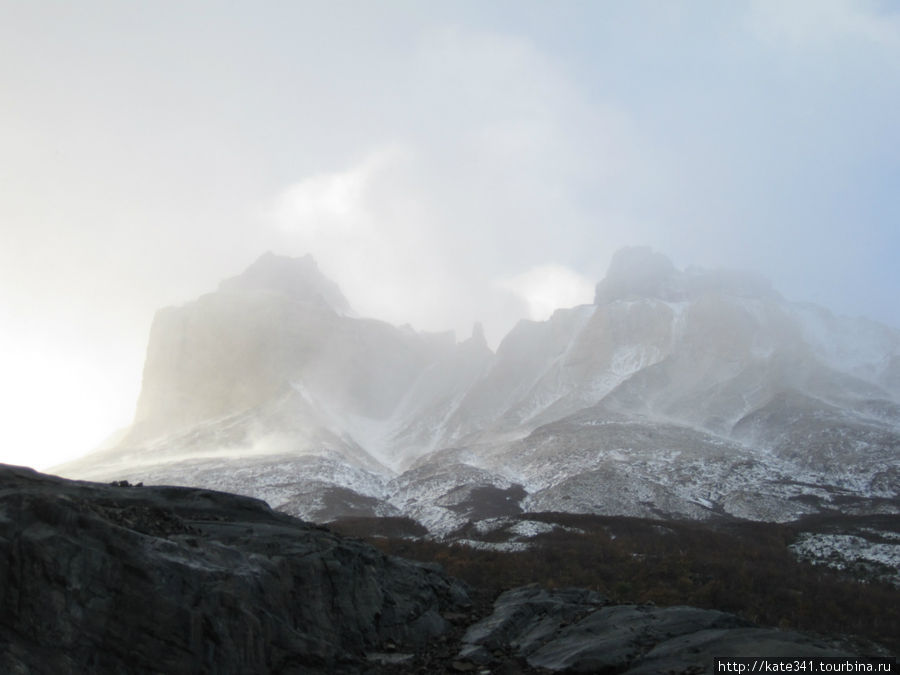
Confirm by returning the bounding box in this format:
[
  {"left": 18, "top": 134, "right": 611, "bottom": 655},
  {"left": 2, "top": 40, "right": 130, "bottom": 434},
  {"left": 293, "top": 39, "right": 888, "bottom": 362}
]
[
  {"left": 55, "top": 248, "right": 900, "bottom": 541},
  {"left": 467, "top": 322, "right": 488, "bottom": 350},
  {"left": 595, "top": 246, "right": 779, "bottom": 305},
  {"left": 595, "top": 247, "right": 682, "bottom": 304},
  {"left": 684, "top": 266, "right": 778, "bottom": 301},
  {"left": 219, "top": 251, "right": 351, "bottom": 314}
]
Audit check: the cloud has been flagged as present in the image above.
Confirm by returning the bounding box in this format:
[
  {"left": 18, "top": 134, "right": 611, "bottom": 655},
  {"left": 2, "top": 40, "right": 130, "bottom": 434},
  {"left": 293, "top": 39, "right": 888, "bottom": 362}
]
[
  {"left": 268, "top": 26, "right": 647, "bottom": 346},
  {"left": 748, "top": 0, "right": 900, "bottom": 51},
  {"left": 271, "top": 145, "right": 453, "bottom": 325},
  {"left": 272, "top": 145, "right": 412, "bottom": 242},
  {"left": 495, "top": 264, "right": 595, "bottom": 321},
  {"left": 270, "top": 144, "right": 522, "bottom": 346}
]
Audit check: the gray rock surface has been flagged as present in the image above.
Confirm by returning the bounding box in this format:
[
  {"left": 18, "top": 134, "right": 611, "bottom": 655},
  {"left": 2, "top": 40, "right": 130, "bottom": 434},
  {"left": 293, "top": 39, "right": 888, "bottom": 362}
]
[
  {"left": 458, "top": 585, "right": 606, "bottom": 663},
  {"left": 460, "top": 587, "right": 853, "bottom": 673},
  {"left": 0, "top": 464, "right": 468, "bottom": 674}
]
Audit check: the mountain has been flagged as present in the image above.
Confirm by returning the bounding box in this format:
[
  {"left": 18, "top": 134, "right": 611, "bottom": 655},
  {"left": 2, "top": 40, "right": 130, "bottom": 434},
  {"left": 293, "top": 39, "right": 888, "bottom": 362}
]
[{"left": 54, "top": 248, "right": 900, "bottom": 533}]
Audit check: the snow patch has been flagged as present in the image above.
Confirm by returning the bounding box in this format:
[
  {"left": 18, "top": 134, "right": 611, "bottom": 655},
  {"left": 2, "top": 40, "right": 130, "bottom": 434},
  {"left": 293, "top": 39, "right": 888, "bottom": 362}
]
[{"left": 790, "top": 532, "right": 900, "bottom": 586}]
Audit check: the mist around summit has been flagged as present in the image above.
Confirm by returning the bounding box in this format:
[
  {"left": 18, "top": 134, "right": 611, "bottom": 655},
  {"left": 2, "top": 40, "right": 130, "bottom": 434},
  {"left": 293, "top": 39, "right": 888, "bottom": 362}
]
[{"left": 53, "top": 247, "right": 900, "bottom": 539}]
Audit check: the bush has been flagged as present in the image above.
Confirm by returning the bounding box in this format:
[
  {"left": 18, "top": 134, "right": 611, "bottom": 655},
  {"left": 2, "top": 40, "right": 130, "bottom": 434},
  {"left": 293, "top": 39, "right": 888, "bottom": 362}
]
[{"left": 366, "top": 512, "right": 900, "bottom": 653}]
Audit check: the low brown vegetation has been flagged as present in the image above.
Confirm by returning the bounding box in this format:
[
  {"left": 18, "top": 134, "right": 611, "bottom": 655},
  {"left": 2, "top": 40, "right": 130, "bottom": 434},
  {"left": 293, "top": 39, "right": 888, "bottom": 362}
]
[{"left": 334, "top": 512, "right": 900, "bottom": 654}]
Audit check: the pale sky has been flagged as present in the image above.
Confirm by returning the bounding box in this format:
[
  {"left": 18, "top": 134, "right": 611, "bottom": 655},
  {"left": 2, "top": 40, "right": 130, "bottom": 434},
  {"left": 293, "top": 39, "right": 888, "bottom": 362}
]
[{"left": 1, "top": 1, "right": 898, "bottom": 469}]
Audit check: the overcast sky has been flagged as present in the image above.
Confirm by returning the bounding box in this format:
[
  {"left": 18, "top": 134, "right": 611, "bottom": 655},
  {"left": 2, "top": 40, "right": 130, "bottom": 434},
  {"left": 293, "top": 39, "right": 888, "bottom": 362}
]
[{"left": 2, "top": 0, "right": 899, "bottom": 469}]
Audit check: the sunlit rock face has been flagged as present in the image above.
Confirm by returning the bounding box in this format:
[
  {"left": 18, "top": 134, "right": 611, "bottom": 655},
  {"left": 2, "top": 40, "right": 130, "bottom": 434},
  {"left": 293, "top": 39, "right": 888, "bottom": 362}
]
[
  {"left": 55, "top": 249, "right": 900, "bottom": 531},
  {"left": 131, "top": 253, "right": 454, "bottom": 443}
]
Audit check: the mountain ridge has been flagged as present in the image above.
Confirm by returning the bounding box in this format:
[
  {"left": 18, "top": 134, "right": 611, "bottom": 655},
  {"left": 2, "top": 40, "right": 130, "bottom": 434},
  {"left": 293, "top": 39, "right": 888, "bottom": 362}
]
[{"left": 54, "top": 247, "right": 900, "bottom": 533}]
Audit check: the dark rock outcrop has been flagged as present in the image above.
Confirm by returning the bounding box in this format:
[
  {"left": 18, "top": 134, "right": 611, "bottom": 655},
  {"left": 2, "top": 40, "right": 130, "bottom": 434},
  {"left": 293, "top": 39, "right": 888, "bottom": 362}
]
[
  {"left": 0, "top": 464, "right": 468, "bottom": 674},
  {"left": 459, "top": 586, "right": 853, "bottom": 673},
  {"left": 0, "top": 465, "right": 874, "bottom": 674}
]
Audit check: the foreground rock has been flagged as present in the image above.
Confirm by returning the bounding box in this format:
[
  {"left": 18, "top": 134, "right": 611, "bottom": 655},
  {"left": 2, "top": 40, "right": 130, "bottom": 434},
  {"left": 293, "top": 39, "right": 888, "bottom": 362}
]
[
  {"left": 0, "top": 465, "right": 871, "bottom": 674},
  {"left": 0, "top": 465, "right": 468, "bottom": 674},
  {"left": 459, "top": 586, "right": 853, "bottom": 673}
]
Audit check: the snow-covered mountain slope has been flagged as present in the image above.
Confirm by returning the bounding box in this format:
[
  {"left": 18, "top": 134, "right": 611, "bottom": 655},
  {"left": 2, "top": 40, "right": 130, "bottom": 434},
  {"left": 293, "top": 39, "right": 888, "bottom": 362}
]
[{"left": 53, "top": 248, "right": 900, "bottom": 532}]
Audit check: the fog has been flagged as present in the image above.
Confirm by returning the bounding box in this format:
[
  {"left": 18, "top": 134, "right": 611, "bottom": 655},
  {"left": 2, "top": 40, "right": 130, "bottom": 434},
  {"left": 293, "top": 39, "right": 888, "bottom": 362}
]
[{"left": 1, "top": 1, "right": 898, "bottom": 469}]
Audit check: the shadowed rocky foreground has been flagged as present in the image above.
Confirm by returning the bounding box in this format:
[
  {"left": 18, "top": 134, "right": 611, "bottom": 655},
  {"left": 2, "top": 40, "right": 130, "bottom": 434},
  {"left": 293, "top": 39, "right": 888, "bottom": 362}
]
[{"left": 0, "top": 465, "right": 868, "bottom": 673}]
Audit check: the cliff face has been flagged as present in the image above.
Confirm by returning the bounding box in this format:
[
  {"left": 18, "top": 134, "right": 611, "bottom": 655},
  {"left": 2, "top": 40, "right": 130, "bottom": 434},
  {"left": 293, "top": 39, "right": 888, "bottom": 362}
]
[
  {"left": 129, "top": 253, "right": 457, "bottom": 444},
  {"left": 0, "top": 464, "right": 468, "bottom": 674}
]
